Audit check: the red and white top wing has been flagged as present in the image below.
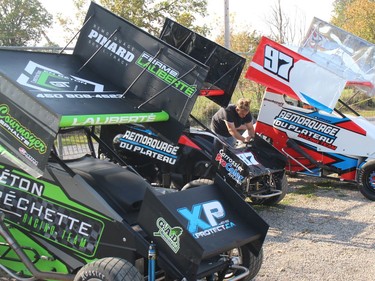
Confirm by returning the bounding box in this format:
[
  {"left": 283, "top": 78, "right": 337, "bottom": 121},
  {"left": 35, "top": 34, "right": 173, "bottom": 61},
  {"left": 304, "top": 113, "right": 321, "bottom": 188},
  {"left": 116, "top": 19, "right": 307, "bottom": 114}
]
[{"left": 245, "top": 36, "right": 346, "bottom": 113}]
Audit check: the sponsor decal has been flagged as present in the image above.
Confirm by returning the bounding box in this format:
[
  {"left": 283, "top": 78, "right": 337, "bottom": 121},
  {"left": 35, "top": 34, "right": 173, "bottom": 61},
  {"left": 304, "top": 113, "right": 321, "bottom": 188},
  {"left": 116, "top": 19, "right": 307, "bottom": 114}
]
[
  {"left": 274, "top": 109, "right": 339, "bottom": 150},
  {"left": 0, "top": 167, "right": 104, "bottom": 256},
  {"left": 0, "top": 104, "right": 47, "bottom": 154},
  {"left": 153, "top": 217, "right": 182, "bottom": 253},
  {"left": 136, "top": 52, "right": 197, "bottom": 97},
  {"left": 215, "top": 149, "right": 245, "bottom": 184},
  {"left": 18, "top": 147, "right": 38, "bottom": 166},
  {"left": 236, "top": 152, "right": 259, "bottom": 166},
  {"left": 17, "top": 61, "right": 104, "bottom": 92},
  {"left": 264, "top": 97, "right": 284, "bottom": 107},
  {"left": 36, "top": 93, "right": 122, "bottom": 99},
  {"left": 178, "top": 200, "right": 235, "bottom": 239},
  {"left": 60, "top": 112, "right": 168, "bottom": 127},
  {"left": 117, "top": 129, "right": 179, "bottom": 165},
  {"left": 87, "top": 27, "right": 135, "bottom": 64}
]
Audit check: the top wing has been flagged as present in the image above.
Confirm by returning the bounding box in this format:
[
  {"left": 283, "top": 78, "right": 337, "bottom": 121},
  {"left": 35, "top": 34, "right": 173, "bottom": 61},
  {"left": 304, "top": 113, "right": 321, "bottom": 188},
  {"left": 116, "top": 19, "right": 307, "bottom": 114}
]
[
  {"left": 160, "top": 18, "right": 246, "bottom": 107},
  {"left": 299, "top": 17, "right": 375, "bottom": 96},
  {"left": 245, "top": 36, "right": 346, "bottom": 113},
  {"left": 0, "top": 2, "right": 211, "bottom": 177}
]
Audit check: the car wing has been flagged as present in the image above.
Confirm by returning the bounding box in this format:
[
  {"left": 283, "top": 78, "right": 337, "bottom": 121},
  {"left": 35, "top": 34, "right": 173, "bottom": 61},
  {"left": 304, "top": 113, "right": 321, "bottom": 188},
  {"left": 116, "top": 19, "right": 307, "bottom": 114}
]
[
  {"left": 245, "top": 36, "right": 347, "bottom": 113},
  {"left": 0, "top": 2, "right": 210, "bottom": 178},
  {"left": 299, "top": 17, "right": 375, "bottom": 96}
]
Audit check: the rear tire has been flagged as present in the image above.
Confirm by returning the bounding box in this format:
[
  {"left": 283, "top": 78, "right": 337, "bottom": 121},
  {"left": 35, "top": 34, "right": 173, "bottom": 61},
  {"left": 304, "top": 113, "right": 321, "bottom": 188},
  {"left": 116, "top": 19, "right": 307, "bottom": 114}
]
[
  {"left": 358, "top": 161, "right": 375, "bottom": 201},
  {"left": 74, "top": 258, "right": 142, "bottom": 281}
]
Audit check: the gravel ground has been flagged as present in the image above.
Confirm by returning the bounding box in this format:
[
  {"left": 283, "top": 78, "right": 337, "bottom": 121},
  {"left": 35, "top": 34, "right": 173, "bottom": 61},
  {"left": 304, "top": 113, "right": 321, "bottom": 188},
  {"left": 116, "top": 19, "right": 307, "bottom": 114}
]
[
  {"left": 1, "top": 175, "right": 374, "bottom": 280},
  {"left": 254, "top": 175, "right": 375, "bottom": 281}
]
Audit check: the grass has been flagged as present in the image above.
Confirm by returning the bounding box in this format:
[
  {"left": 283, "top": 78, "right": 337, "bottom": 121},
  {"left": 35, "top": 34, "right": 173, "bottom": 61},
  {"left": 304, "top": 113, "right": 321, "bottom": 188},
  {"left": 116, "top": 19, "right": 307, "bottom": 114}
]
[
  {"left": 286, "top": 177, "right": 351, "bottom": 202},
  {"left": 293, "top": 183, "right": 319, "bottom": 198}
]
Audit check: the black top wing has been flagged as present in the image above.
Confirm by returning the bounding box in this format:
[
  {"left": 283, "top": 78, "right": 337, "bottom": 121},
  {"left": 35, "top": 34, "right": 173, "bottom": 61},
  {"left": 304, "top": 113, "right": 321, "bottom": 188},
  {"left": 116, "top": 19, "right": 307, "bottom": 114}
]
[{"left": 0, "top": 2, "right": 210, "bottom": 177}]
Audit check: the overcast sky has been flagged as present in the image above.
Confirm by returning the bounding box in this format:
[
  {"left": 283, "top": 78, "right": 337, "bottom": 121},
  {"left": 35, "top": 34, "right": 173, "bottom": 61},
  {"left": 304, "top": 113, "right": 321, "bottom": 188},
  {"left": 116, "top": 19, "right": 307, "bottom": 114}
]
[
  {"left": 204, "top": 0, "right": 334, "bottom": 41},
  {"left": 40, "top": 0, "right": 335, "bottom": 46}
]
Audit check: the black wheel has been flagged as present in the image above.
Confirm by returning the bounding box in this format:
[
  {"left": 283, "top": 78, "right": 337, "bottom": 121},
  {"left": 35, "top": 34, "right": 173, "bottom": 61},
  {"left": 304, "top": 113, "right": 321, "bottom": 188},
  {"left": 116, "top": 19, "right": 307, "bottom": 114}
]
[
  {"left": 74, "top": 258, "right": 142, "bottom": 281},
  {"left": 181, "top": 178, "right": 214, "bottom": 190},
  {"left": 358, "top": 161, "right": 375, "bottom": 201},
  {"left": 251, "top": 172, "right": 288, "bottom": 205},
  {"left": 223, "top": 245, "right": 263, "bottom": 281}
]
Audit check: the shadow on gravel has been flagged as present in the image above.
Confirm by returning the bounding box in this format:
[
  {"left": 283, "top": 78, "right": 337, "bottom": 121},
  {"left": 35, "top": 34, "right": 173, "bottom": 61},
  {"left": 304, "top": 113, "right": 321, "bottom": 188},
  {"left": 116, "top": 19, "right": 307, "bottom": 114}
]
[
  {"left": 253, "top": 175, "right": 375, "bottom": 250},
  {"left": 286, "top": 174, "right": 365, "bottom": 202},
  {"left": 256, "top": 205, "right": 374, "bottom": 249}
]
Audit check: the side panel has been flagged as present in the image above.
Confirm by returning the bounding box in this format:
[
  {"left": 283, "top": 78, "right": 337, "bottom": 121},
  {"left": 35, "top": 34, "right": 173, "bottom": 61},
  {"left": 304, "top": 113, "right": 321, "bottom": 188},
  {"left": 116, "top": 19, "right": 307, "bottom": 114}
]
[
  {"left": 256, "top": 90, "right": 366, "bottom": 180},
  {"left": 138, "top": 176, "right": 269, "bottom": 279},
  {"left": 0, "top": 75, "right": 59, "bottom": 178},
  {"left": 0, "top": 159, "right": 139, "bottom": 275},
  {"left": 74, "top": 2, "right": 210, "bottom": 142}
]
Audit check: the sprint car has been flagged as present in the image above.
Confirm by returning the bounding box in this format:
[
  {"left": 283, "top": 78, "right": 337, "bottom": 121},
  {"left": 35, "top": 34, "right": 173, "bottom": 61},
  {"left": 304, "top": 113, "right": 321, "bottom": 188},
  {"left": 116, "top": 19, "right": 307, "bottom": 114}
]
[
  {"left": 245, "top": 18, "right": 375, "bottom": 200},
  {"left": 100, "top": 19, "right": 288, "bottom": 205},
  {"left": 0, "top": 3, "right": 268, "bottom": 280}
]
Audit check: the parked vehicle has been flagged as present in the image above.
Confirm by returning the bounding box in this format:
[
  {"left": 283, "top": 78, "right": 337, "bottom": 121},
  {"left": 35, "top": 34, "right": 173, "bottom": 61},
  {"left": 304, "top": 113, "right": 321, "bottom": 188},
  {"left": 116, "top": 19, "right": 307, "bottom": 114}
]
[
  {"left": 245, "top": 18, "right": 375, "bottom": 200},
  {"left": 100, "top": 19, "right": 288, "bottom": 205},
  {"left": 0, "top": 3, "right": 268, "bottom": 280}
]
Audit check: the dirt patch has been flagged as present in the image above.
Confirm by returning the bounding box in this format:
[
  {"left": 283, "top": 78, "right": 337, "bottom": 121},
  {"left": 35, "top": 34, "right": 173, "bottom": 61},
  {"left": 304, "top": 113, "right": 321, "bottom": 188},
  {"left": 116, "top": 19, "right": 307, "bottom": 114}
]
[{"left": 254, "top": 175, "right": 375, "bottom": 281}]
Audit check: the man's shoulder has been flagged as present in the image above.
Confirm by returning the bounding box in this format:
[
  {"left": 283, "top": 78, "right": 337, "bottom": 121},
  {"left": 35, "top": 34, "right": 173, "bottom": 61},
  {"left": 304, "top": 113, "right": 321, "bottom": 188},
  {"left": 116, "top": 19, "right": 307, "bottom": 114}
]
[
  {"left": 225, "top": 104, "right": 236, "bottom": 112},
  {"left": 245, "top": 112, "right": 253, "bottom": 122}
]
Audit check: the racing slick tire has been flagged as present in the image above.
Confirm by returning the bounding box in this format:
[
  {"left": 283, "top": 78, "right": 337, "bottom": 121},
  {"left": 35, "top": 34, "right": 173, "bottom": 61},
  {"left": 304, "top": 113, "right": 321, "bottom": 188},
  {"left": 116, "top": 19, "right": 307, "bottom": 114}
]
[
  {"left": 224, "top": 245, "right": 263, "bottom": 281},
  {"left": 181, "top": 178, "right": 214, "bottom": 190},
  {"left": 74, "top": 258, "right": 143, "bottom": 281},
  {"left": 251, "top": 172, "right": 288, "bottom": 205},
  {"left": 358, "top": 161, "right": 375, "bottom": 201}
]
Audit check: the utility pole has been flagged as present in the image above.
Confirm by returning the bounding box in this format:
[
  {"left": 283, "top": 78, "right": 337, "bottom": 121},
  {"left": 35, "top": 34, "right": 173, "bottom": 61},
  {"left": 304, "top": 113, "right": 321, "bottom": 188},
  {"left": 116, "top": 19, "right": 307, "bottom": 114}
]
[{"left": 224, "top": 0, "right": 230, "bottom": 49}]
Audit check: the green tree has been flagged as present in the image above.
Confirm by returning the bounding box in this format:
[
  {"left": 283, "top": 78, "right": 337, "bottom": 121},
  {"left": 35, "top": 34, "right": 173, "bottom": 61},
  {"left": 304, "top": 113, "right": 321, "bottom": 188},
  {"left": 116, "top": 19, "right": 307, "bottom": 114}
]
[
  {"left": 60, "top": 0, "right": 209, "bottom": 37},
  {"left": 101, "top": 0, "right": 208, "bottom": 35},
  {"left": 331, "top": 0, "right": 353, "bottom": 27},
  {"left": 332, "top": 0, "right": 375, "bottom": 43},
  {"left": 0, "top": 0, "right": 53, "bottom": 46}
]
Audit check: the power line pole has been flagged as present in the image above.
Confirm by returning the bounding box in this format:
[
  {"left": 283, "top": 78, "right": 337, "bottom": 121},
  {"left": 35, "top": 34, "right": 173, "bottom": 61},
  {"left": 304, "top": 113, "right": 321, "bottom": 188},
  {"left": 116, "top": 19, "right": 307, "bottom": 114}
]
[{"left": 224, "top": 0, "right": 230, "bottom": 49}]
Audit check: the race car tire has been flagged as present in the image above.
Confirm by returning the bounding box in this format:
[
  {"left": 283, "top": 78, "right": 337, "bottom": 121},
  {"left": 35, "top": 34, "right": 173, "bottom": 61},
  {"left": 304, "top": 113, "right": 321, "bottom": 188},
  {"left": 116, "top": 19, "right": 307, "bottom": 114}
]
[
  {"left": 358, "top": 161, "right": 375, "bottom": 201},
  {"left": 181, "top": 178, "right": 214, "bottom": 190},
  {"left": 74, "top": 258, "right": 142, "bottom": 281},
  {"left": 224, "top": 245, "right": 263, "bottom": 281},
  {"left": 251, "top": 172, "right": 288, "bottom": 205}
]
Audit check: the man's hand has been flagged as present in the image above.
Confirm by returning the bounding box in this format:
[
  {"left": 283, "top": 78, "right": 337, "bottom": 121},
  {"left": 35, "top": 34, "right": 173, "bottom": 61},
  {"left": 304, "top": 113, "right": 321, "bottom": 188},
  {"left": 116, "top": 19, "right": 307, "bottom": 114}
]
[{"left": 244, "top": 135, "right": 252, "bottom": 143}]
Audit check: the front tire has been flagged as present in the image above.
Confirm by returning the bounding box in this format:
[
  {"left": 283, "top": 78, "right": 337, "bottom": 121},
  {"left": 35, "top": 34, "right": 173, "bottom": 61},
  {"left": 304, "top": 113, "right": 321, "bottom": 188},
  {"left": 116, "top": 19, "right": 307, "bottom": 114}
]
[
  {"left": 74, "top": 258, "right": 142, "bottom": 281},
  {"left": 224, "top": 245, "right": 263, "bottom": 281},
  {"left": 251, "top": 172, "right": 288, "bottom": 205},
  {"left": 358, "top": 161, "right": 375, "bottom": 201}
]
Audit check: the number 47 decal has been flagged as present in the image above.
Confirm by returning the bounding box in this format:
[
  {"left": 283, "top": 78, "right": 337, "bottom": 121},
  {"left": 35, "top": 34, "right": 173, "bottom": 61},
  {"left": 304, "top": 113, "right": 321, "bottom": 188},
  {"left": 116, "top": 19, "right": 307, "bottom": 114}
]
[{"left": 263, "top": 45, "right": 294, "bottom": 81}]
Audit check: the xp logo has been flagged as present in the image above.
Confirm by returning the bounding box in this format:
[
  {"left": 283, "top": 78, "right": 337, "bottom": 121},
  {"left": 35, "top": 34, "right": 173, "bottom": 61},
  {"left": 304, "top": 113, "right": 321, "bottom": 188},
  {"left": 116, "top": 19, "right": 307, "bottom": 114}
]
[
  {"left": 177, "top": 200, "right": 236, "bottom": 239},
  {"left": 264, "top": 45, "right": 294, "bottom": 81}
]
